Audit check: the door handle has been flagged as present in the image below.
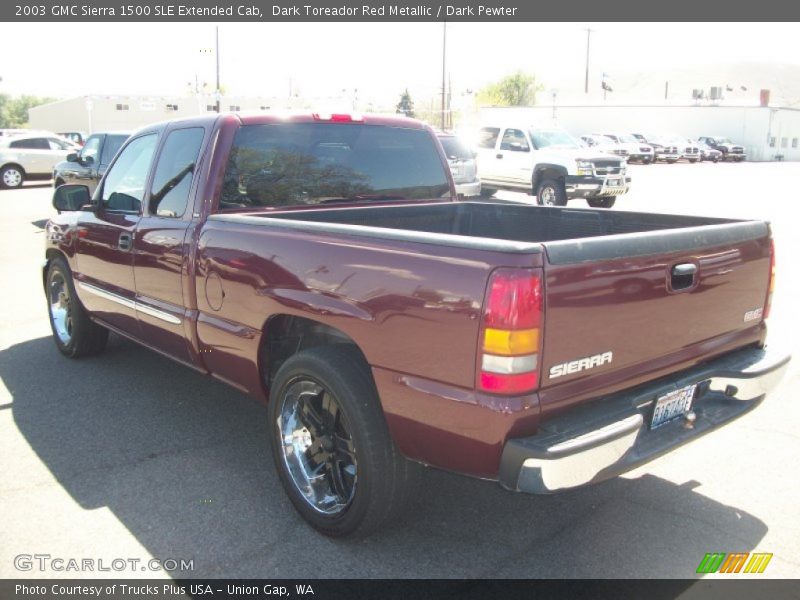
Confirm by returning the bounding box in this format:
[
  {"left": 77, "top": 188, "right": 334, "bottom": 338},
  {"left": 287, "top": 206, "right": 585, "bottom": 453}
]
[
  {"left": 496, "top": 153, "right": 504, "bottom": 159},
  {"left": 670, "top": 263, "right": 697, "bottom": 291},
  {"left": 118, "top": 233, "right": 133, "bottom": 251}
]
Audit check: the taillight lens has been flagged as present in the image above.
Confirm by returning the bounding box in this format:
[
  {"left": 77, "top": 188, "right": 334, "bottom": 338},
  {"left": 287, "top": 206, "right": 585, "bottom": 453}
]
[
  {"left": 764, "top": 240, "right": 775, "bottom": 319},
  {"left": 478, "top": 269, "right": 543, "bottom": 395}
]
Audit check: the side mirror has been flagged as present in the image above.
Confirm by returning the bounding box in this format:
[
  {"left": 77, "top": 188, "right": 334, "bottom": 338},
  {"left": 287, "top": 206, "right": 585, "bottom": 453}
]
[
  {"left": 81, "top": 155, "right": 95, "bottom": 166},
  {"left": 66, "top": 152, "right": 79, "bottom": 162},
  {"left": 53, "top": 184, "right": 92, "bottom": 213}
]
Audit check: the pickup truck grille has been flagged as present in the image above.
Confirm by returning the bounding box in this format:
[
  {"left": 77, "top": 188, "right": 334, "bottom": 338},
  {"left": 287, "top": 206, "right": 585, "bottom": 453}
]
[
  {"left": 730, "top": 147, "right": 744, "bottom": 154},
  {"left": 592, "top": 160, "right": 624, "bottom": 176}
]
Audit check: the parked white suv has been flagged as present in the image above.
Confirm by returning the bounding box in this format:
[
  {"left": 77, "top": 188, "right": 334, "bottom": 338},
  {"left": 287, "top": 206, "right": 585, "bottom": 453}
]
[
  {"left": 0, "top": 133, "right": 77, "bottom": 188},
  {"left": 476, "top": 125, "right": 630, "bottom": 208}
]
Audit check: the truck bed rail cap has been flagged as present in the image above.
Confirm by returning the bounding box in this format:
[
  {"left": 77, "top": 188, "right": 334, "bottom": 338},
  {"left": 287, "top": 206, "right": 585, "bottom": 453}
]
[
  {"left": 209, "top": 213, "right": 545, "bottom": 255},
  {"left": 544, "top": 220, "right": 768, "bottom": 265}
]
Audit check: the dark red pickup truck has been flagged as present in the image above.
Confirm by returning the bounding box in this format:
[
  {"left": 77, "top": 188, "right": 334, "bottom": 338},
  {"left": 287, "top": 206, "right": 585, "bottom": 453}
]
[{"left": 44, "top": 112, "right": 789, "bottom": 537}]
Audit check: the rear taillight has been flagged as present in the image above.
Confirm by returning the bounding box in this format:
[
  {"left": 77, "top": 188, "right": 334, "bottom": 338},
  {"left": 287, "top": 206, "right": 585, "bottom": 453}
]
[
  {"left": 478, "top": 269, "right": 543, "bottom": 395},
  {"left": 764, "top": 240, "right": 775, "bottom": 319}
]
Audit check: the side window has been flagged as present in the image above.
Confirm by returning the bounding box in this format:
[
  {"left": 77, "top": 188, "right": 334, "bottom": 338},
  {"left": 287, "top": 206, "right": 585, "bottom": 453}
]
[
  {"left": 100, "top": 134, "right": 158, "bottom": 213},
  {"left": 100, "top": 135, "right": 127, "bottom": 165},
  {"left": 149, "top": 127, "right": 204, "bottom": 218},
  {"left": 80, "top": 136, "right": 102, "bottom": 163},
  {"left": 477, "top": 127, "right": 500, "bottom": 149},
  {"left": 500, "top": 129, "right": 530, "bottom": 152},
  {"left": 10, "top": 138, "right": 49, "bottom": 149},
  {"left": 48, "top": 138, "right": 71, "bottom": 150}
]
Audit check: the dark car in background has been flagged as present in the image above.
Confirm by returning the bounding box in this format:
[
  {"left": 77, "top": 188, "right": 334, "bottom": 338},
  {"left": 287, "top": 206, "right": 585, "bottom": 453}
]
[
  {"left": 53, "top": 132, "right": 130, "bottom": 194},
  {"left": 698, "top": 136, "right": 747, "bottom": 161},
  {"left": 437, "top": 132, "right": 480, "bottom": 197}
]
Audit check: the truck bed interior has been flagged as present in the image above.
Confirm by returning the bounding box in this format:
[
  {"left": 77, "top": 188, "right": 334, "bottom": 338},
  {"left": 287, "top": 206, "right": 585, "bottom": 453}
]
[{"left": 260, "top": 201, "right": 737, "bottom": 244}]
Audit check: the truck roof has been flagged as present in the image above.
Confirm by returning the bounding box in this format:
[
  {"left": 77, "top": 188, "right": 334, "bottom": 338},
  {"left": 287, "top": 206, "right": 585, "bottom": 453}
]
[{"left": 130, "top": 111, "right": 428, "bottom": 137}]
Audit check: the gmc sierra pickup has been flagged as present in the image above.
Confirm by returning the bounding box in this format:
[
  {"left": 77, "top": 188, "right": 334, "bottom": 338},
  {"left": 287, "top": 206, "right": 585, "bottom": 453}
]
[{"left": 45, "top": 112, "right": 789, "bottom": 537}]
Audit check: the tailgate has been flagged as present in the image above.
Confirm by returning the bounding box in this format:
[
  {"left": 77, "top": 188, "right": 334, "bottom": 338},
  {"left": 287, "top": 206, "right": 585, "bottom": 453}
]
[{"left": 538, "top": 221, "right": 771, "bottom": 415}]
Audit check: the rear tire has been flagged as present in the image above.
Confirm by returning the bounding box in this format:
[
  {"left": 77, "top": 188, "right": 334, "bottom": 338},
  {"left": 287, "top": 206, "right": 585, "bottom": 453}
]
[
  {"left": 536, "top": 178, "right": 567, "bottom": 207},
  {"left": 46, "top": 256, "right": 108, "bottom": 358},
  {"left": 587, "top": 196, "right": 616, "bottom": 209},
  {"left": 268, "top": 345, "right": 420, "bottom": 537},
  {"left": 1, "top": 164, "right": 25, "bottom": 189}
]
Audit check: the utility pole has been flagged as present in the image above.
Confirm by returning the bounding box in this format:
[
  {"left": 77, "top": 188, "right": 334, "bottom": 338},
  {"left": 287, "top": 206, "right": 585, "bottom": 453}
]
[
  {"left": 441, "top": 20, "right": 447, "bottom": 130},
  {"left": 584, "top": 28, "right": 593, "bottom": 94},
  {"left": 215, "top": 26, "right": 221, "bottom": 113}
]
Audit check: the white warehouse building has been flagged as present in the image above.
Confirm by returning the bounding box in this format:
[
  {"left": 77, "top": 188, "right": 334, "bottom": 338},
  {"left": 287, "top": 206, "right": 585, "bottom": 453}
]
[
  {"left": 477, "top": 104, "right": 800, "bottom": 162},
  {"left": 27, "top": 94, "right": 357, "bottom": 133}
]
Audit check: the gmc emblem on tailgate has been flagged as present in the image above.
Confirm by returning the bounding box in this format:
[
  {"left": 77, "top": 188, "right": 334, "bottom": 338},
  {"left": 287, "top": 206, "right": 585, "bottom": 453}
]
[{"left": 549, "top": 351, "right": 613, "bottom": 379}]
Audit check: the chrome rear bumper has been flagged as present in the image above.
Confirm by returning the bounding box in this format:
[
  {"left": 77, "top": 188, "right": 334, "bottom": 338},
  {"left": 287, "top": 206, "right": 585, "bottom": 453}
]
[{"left": 499, "top": 346, "right": 790, "bottom": 494}]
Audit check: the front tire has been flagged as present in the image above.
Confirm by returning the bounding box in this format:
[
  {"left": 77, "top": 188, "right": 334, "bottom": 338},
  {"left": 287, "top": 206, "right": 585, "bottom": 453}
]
[
  {"left": 268, "top": 346, "right": 419, "bottom": 537},
  {"left": 478, "top": 187, "right": 496, "bottom": 198},
  {"left": 1, "top": 165, "right": 25, "bottom": 189},
  {"left": 46, "top": 256, "right": 108, "bottom": 357},
  {"left": 587, "top": 196, "right": 616, "bottom": 209},
  {"left": 536, "top": 178, "right": 567, "bottom": 207}
]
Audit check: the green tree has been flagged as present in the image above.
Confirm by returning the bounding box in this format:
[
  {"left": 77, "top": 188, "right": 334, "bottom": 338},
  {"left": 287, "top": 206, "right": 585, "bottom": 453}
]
[
  {"left": 0, "top": 95, "right": 56, "bottom": 128},
  {"left": 477, "top": 71, "right": 544, "bottom": 106},
  {"left": 395, "top": 89, "right": 415, "bottom": 118}
]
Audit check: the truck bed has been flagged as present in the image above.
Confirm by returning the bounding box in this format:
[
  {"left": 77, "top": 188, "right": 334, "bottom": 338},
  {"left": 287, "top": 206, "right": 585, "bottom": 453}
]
[
  {"left": 215, "top": 201, "right": 764, "bottom": 263},
  {"left": 213, "top": 199, "right": 771, "bottom": 408}
]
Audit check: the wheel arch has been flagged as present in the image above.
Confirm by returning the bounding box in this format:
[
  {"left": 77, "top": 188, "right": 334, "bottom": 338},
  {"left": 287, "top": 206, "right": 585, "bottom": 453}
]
[
  {"left": 258, "top": 313, "right": 372, "bottom": 396},
  {"left": 532, "top": 163, "right": 568, "bottom": 192},
  {"left": 1, "top": 162, "right": 26, "bottom": 175},
  {"left": 43, "top": 248, "right": 70, "bottom": 291}
]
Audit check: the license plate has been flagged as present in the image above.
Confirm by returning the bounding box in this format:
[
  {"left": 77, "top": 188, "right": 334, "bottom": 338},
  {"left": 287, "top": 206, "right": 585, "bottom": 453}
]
[
  {"left": 607, "top": 178, "right": 621, "bottom": 186},
  {"left": 650, "top": 384, "right": 696, "bottom": 429}
]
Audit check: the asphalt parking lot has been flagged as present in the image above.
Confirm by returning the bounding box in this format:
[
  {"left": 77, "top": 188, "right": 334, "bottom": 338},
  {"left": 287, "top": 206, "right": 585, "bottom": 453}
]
[{"left": 1, "top": 162, "right": 798, "bottom": 579}]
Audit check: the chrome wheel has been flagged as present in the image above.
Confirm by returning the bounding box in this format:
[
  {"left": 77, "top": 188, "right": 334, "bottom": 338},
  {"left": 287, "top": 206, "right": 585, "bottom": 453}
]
[
  {"left": 49, "top": 271, "right": 73, "bottom": 344},
  {"left": 2, "top": 167, "right": 23, "bottom": 188},
  {"left": 539, "top": 185, "right": 556, "bottom": 205},
  {"left": 277, "top": 378, "right": 357, "bottom": 515}
]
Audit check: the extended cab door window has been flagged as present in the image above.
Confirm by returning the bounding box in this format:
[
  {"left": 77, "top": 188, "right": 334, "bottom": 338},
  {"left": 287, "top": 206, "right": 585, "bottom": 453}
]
[
  {"left": 148, "top": 127, "right": 204, "bottom": 218},
  {"left": 499, "top": 129, "right": 530, "bottom": 152},
  {"left": 100, "top": 134, "right": 158, "bottom": 213}
]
